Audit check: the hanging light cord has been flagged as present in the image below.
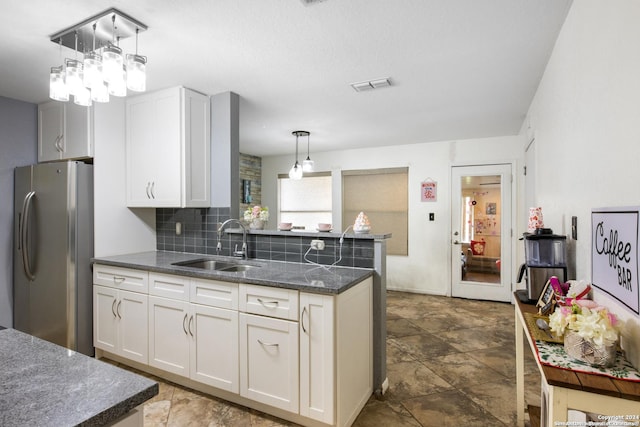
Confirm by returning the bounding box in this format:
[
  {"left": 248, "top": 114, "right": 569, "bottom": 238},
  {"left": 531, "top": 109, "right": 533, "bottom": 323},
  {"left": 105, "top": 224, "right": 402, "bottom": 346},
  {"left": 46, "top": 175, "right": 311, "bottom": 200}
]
[{"left": 295, "top": 133, "right": 300, "bottom": 167}]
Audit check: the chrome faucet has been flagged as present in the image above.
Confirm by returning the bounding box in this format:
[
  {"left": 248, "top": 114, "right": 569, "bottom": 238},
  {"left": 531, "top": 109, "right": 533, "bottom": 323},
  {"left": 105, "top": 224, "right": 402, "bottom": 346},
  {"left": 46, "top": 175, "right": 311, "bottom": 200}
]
[{"left": 217, "top": 219, "right": 248, "bottom": 258}]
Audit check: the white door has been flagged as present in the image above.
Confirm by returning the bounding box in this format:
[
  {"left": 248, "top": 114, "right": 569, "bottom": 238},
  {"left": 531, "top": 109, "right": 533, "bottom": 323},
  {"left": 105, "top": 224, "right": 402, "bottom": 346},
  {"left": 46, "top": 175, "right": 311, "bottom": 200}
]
[{"left": 451, "top": 164, "right": 513, "bottom": 302}]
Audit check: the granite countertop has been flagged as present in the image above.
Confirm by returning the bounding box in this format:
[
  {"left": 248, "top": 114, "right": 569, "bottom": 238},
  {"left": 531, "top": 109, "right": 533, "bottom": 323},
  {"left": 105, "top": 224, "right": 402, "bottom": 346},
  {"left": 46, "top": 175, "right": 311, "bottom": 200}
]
[
  {"left": 240, "top": 228, "right": 392, "bottom": 239},
  {"left": 0, "top": 328, "right": 158, "bottom": 427},
  {"left": 92, "top": 251, "right": 373, "bottom": 294}
]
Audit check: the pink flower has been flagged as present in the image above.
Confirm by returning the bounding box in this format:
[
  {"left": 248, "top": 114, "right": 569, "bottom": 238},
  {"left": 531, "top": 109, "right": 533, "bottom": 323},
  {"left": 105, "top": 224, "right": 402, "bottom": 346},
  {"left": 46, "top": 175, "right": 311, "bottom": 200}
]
[
  {"left": 575, "top": 299, "right": 599, "bottom": 309},
  {"left": 252, "top": 206, "right": 261, "bottom": 217}
]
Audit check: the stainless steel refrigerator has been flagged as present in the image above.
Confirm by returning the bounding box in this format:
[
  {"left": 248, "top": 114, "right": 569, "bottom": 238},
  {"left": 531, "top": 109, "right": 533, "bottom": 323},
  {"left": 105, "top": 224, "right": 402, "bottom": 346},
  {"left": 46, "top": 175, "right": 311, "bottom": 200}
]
[{"left": 13, "top": 161, "right": 94, "bottom": 356}]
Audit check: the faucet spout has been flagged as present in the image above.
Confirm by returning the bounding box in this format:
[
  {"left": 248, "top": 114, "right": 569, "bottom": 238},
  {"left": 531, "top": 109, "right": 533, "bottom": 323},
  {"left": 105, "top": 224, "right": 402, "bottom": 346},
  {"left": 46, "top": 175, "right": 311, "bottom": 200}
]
[{"left": 217, "top": 219, "right": 248, "bottom": 259}]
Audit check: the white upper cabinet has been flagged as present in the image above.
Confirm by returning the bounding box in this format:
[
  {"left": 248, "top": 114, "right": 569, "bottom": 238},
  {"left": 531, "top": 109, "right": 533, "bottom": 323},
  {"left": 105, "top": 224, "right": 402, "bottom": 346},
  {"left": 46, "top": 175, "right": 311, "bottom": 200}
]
[
  {"left": 126, "top": 86, "right": 210, "bottom": 207},
  {"left": 38, "top": 100, "right": 94, "bottom": 162}
]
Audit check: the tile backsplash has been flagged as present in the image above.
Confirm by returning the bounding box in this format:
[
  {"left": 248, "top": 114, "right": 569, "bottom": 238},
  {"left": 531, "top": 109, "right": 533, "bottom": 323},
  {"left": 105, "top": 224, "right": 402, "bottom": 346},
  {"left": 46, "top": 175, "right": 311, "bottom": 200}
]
[{"left": 156, "top": 208, "right": 374, "bottom": 268}]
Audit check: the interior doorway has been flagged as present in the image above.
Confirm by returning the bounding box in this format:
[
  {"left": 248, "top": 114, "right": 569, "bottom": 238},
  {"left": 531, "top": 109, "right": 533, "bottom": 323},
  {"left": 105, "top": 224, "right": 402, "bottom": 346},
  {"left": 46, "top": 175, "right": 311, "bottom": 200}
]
[{"left": 451, "top": 164, "right": 513, "bottom": 302}]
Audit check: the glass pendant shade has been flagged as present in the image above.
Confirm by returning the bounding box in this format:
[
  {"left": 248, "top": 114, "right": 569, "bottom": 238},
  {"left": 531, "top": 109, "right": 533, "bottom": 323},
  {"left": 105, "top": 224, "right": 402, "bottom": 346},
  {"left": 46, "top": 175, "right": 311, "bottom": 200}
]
[
  {"left": 64, "top": 59, "right": 84, "bottom": 96},
  {"left": 102, "top": 44, "right": 124, "bottom": 84},
  {"left": 91, "top": 81, "right": 110, "bottom": 103},
  {"left": 83, "top": 51, "right": 103, "bottom": 89},
  {"left": 126, "top": 54, "right": 146, "bottom": 92},
  {"left": 49, "top": 66, "right": 69, "bottom": 101},
  {"left": 73, "top": 86, "right": 92, "bottom": 107},
  {"left": 289, "top": 162, "right": 303, "bottom": 180},
  {"left": 108, "top": 65, "right": 127, "bottom": 96},
  {"left": 303, "top": 157, "right": 314, "bottom": 173}
]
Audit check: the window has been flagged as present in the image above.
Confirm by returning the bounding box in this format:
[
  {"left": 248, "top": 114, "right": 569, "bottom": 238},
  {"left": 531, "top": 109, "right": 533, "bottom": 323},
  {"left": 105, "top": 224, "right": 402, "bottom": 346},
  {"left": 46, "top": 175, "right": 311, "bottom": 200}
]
[
  {"left": 277, "top": 173, "right": 332, "bottom": 230},
  {"left": 342, "top": 168, "right": 408, "bottom": 256}
]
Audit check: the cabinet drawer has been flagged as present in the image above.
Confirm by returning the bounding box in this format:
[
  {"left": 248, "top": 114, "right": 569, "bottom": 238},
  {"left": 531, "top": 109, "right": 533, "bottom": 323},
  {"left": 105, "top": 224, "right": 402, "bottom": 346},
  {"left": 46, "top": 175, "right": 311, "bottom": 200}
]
[
  {"left": 93, "top": 264, "right": 148, "bottom": 293},
  {"left": 149, "top": 273, "right": 190, "bottom": 301},
  {"left": 239, "top": 284, "right": 298, "bottom": 321},
  {"left": 191, "top": 278, "right": 238, "bottom": 309}
]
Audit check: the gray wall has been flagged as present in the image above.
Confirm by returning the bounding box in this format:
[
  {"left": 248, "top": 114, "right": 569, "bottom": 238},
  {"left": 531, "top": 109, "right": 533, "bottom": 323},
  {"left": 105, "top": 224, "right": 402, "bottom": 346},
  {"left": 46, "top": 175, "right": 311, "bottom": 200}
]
[{"left": 0, "top": 96, "right": 37, "bottom": 327}]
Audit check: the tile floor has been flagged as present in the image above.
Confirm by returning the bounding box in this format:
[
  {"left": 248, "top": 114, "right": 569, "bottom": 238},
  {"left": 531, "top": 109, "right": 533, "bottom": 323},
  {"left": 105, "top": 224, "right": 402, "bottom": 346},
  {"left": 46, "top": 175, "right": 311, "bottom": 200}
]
[{"left": 112, "top": 291, "right": 543, "bottom": 426}]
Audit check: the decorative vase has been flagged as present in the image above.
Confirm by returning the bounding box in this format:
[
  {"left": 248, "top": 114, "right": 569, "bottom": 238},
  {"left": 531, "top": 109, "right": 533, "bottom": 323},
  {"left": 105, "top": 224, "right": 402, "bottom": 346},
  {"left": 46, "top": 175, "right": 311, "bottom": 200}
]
[
  {"left": 563, "top": 330, "right": 617, "bottom": 368},
  {"left": 250, "top": 219, "right": 264, "bottom": 230}
]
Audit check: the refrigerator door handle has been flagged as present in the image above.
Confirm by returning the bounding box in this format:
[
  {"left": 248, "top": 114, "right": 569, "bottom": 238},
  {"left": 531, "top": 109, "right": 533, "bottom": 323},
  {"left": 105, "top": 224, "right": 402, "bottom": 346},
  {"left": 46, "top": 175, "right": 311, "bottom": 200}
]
[{"left": 20, "top": 191, "right": 36, "bottom": 281}]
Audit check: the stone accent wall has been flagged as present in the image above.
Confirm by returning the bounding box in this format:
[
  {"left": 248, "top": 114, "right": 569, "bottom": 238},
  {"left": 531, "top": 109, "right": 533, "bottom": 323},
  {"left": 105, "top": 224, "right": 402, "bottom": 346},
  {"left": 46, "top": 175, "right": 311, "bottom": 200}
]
[{"left": 239, "top": 153, "right": 262, "bottom": 216}]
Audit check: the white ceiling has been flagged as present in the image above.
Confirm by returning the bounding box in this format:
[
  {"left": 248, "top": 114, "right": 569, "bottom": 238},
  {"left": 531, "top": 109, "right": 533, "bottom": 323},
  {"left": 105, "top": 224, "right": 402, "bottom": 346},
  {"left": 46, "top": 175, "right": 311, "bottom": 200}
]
[{"left": 0, "top": 0, "right": 572, "bottom": 157}]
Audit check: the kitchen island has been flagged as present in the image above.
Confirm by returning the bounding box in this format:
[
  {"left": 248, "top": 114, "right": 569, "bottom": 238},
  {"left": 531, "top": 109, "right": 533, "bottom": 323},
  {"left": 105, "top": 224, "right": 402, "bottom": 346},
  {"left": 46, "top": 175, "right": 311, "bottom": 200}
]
[
  {"left": 91, "top": 251, "right": 375, "bottom": 427},
  {"left": 0, "top": 328, "right": 158, "bottom": 427}
]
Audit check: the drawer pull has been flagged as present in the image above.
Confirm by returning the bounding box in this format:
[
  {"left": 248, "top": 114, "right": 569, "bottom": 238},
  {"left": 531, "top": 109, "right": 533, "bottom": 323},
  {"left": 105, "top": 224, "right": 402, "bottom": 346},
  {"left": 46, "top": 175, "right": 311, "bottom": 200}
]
[
  {"left": 111, "top": 299, "right": 117, "bottom": 318},
  {"left": 182, "top": 313, "right": 189, "bottom": 335},
  {"left": 188, "top": 315, "right": 194, "bottom": 337},
  {"left": 258, "top": 339, "right": 279, "bottom": 347},
  {"left": 257, "top": 298, "right": 279, "bottom": 308},
  {"left": 301, "top": 306, "right": 308, "bottom": 333},
  {"left": 116, "top": 300, "right": 122, "bottom": 319},
  {"left": 113, "top": 276, "right": 126, "bottom": 284}
]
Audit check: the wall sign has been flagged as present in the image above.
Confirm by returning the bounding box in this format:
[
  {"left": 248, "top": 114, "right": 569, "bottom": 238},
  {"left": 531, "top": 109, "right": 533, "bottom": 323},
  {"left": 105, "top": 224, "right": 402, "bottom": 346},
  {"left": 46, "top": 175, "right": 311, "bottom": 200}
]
[
  {"left": 421, "top": 179, "right": 437, "bottom": 202},
  {"left": 591, "top": 207, "right": 640, "bottom": 315}
]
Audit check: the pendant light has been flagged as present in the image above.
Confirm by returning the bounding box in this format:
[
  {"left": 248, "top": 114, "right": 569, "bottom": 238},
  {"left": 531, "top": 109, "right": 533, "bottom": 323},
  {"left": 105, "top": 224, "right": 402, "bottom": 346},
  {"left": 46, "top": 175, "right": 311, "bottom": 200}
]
[
  {"left": 49, "top": 39, "right": 68, "bottom": 101},
  {"left": 126, "top": 28, "right": 147, "bottom": 92},
  {"left": 65, "top": 32, "right": 84, "bottom": 97},
  {"left": 289, "top": 131, "right": 306, "bottom": 180},
  {"left": 83, "top": 24, "right": 103, "bottom": 90},
  {"left": 102, "top": 15, "right": 124, "bottom": 84},
  {"left": 302, "top": 131, "right": 314, "bottom": 172}
]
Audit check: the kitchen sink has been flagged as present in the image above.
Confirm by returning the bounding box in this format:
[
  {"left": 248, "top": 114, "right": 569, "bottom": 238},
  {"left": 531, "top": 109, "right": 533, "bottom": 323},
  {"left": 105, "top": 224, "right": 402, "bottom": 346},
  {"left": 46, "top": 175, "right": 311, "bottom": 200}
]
[{"left": 172, "top": 259, "right": 261, "bottom": 272}]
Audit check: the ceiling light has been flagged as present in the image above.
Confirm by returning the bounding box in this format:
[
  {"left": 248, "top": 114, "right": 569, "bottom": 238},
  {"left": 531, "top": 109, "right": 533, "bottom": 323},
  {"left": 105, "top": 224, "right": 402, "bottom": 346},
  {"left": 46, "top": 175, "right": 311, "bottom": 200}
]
[
  {"left": 350, "top": 77, "right": 392, "bottom": 92},
  {"left": 289, "top": 131, "right": 309, "bottom": 180},
  {"left": 48, "top": 8, "right": 148, "bottom": 106},
  {"left": 302, "top": 131, "right": 314, "bottom": 173}
]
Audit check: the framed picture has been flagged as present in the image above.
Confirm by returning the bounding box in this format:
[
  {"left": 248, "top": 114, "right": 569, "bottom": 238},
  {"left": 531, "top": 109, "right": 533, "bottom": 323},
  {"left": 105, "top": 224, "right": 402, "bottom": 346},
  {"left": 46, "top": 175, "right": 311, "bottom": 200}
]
[
  {"left": 486, "top": 202, "right": 497, "bottom": 215},
  {"left": 421, "top": 180, "right": 437, "bottom": 202},
  {"left": 536, "top": 279, "right": 556, "bottom": 315}
]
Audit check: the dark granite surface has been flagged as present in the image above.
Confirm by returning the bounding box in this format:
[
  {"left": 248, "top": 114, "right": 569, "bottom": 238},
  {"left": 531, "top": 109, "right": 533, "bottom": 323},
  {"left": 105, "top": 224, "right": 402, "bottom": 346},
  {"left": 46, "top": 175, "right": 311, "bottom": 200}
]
[
  {"left": 240, "top": 228, "right": 392, "bottom": 239},
  {"left": 92, "top": 251, "right": 373, "bottom": 294},
  {"left": 0, "top": 328, "right": 157, "bottom": 427}
]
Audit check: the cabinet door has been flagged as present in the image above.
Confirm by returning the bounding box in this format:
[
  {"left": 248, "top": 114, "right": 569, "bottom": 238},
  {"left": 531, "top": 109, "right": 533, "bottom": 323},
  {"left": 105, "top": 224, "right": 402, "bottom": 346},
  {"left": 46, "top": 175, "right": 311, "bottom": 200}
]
[
  {"left": 93, "top": 285, "right": 118, "bottom": 353},
  {"left": 126, "top": 87, "right": 181, "bottom": 207},
  {"left": 190, "top": 304, "right": 239, "bottom": 392},
  {"left": 299, "top": 293, "right": 335, "bottom": 424},
  {"left": 118, "top": 290, "right": 149, "bottom": 364},
  {"left": 38, "top": 101, "right": 64, "bottom": 162},
  {"left": 148, "top": 296, "right": 190, "bottom": 376},
  {"left": 239, "top": 313, "right": 299, "bottom": 412},
  {"left": 183, "top": 89, "right": 210, "bottom": 207},
  {"left": 63, "top": 102, "right": 93, "bottom": 159}
]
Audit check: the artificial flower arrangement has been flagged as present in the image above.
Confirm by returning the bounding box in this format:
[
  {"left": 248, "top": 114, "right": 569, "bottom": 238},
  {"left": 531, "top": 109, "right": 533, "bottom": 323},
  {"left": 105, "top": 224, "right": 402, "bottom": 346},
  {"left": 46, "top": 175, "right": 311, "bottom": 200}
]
[
  {"left": 243, "top": 205, "right": 269, "bottom": 222},
  {"left": 548, "top": 299, "right": 622, "bottom": 348}
]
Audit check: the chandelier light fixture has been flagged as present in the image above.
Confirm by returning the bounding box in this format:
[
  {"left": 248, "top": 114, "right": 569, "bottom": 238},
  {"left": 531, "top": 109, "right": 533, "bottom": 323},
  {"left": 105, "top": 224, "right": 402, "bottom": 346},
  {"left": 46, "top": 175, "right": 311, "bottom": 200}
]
[
  {"left": 48, "top": 8, "right": 147, "bottom": 107},
  {"left": 289, "top": 131, "right": 309, "bottom": 180}
]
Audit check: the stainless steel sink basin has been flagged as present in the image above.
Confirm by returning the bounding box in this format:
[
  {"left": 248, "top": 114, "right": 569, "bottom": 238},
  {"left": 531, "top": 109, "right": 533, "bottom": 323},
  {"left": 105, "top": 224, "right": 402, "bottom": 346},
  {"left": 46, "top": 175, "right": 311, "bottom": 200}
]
[{"left": 172, "top": 259, "right": 260, "bottom": 272}]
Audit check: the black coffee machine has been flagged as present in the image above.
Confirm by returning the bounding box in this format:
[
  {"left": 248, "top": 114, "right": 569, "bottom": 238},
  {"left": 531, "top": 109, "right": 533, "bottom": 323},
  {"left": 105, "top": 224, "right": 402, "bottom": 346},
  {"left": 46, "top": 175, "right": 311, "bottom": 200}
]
[{"left": 517, "top": 230, "right": 567, "bottom": 303}]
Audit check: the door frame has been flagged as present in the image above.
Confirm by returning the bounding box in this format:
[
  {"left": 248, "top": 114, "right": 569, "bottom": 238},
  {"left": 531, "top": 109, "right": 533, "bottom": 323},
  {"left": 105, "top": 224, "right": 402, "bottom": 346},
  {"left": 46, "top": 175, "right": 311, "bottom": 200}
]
[{"left": 449, "top": 161, "right": 517, "bottom": 302}]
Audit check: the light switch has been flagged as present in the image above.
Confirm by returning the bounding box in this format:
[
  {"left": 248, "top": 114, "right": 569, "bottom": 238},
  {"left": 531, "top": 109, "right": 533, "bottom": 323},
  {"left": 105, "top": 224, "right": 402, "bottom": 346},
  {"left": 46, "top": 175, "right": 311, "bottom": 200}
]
[{"left": 429, "top": 213, "right": 435, "bottom": 221}]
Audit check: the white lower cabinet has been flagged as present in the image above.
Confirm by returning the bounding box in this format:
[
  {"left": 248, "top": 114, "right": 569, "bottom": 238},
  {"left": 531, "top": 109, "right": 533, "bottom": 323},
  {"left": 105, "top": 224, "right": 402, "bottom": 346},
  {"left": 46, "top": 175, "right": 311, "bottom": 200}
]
[
  {"left": 148, "top": 295, "right": 240, "bottom": 392},
  {"left": 299, "top": 292, "right": 335, "bottom": 424},
  {"left": 93, "top": 262, "right": 373, "bottom": 427},
  {"left": 239, "top": 312, "right": 299, "bottom": 412},
  {"left": 93, "top": 285, "right": 148, "bottom": 364}
]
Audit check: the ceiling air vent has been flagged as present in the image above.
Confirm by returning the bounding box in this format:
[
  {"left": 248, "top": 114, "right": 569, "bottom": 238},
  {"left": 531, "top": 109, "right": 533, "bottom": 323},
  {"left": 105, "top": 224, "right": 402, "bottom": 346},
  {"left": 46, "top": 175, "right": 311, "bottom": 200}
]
[{"left": 350, "top": 78, "right": 392, "bottom": 92}]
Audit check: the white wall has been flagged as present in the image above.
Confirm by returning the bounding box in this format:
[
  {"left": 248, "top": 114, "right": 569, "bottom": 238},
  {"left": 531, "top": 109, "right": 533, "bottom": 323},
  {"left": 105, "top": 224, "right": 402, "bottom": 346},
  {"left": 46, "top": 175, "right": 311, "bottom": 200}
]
[
  {"left": 93, "top": 99, "right": 155, "bottom": 257},
  {"left": 525, "top": 0, "right": 640, "bottom": 367},
  {"left": 262, "top": 135, "right": 524, "bottom": 295}
]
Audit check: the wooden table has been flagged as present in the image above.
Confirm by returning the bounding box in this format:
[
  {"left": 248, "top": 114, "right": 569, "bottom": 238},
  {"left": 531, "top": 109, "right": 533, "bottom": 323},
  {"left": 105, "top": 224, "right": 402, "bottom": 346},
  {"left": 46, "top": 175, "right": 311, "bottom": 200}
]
[{"left": 515, "top": 295, "right": 640, "bottom": 426}]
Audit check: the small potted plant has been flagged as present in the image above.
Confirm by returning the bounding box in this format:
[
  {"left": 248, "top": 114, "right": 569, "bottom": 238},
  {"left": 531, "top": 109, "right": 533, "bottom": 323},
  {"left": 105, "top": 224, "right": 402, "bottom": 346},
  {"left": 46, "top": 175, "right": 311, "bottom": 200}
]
[{"left": 244, "top": 205, "right": 269, "bottom": 229}]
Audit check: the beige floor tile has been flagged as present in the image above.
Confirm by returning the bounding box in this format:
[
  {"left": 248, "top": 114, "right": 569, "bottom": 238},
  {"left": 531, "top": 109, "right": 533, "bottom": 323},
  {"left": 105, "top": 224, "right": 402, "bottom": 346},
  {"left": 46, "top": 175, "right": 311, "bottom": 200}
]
[
  {"left": 420, "top": 352, "right": 507, "bottom": 388},
  {"left": 384, "top": 360, "right": 453, "bottom": 401}
]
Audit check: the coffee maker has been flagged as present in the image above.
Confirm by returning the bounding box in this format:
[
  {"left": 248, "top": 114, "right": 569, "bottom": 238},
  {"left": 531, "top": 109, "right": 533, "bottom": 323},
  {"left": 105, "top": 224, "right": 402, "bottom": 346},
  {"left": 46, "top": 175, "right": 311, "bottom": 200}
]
[{"left": 517, "top": 231, "right": 567, "bottom": 303}]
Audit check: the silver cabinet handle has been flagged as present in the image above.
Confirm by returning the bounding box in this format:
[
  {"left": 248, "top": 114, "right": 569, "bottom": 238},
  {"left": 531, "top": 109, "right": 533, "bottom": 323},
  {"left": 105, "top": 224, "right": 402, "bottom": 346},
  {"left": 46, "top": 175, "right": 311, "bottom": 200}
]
[
  {"left": 145, "top": 182, "right": 151, "bottom": 199},
  {"left": 111, "top": 299, "right": 117, "bottom": 318},
  {"left": 20, "top": 191, "right": 36, "bottom": 281},
  {"left": 116, "top": 300, "right": 122, "bottom": 319},
  {"left": 258, "top": 339, "right": 279, "bottom": 347},
  {"left": 301, "top": 306, "right": 308, "bottom": 333},
  {"left": 113, "top": 276, "right": 125, "bottom": 284},
  {"left": 257, "top": 298, "right": 279, "bottom": 308},
  {"left": 182, "top": 313, "right": 189, "bottom": 335},
  {"left": 150, "top": 181, "right": 155, "bottom": 199},
  {"left": 54, "top": 135, "right": 63, "bottom": 152},
  {"left": 188, "top": 315, "right": 194, "bottom": 337}
]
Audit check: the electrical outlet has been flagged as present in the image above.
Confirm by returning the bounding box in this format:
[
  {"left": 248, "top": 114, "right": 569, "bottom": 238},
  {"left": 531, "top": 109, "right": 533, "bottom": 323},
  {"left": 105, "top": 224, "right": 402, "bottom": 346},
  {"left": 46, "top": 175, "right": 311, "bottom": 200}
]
[{"left": 310, "top": 239, "right": 325, "bottom": 250}]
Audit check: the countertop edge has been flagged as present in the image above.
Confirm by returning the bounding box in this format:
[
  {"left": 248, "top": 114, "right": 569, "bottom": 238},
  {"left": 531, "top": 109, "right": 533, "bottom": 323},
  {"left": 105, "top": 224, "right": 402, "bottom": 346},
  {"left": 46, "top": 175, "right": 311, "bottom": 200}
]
[{"left": 92, "top": 251, "right": 374, "bottom": 295}]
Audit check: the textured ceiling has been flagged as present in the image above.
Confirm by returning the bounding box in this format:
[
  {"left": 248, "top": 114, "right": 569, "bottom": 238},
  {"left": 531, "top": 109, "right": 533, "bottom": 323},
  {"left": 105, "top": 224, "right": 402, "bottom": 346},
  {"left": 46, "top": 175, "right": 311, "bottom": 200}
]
[{"left": 0, "top": 0, "right": 572, "bottom": 156}]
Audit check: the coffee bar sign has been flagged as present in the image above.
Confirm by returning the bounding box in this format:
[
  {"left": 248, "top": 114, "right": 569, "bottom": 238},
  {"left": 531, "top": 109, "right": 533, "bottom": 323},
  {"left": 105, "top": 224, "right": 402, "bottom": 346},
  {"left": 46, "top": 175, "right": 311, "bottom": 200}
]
[{"left": 592, "top": 207, "right": 640, "bottom": 314}]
